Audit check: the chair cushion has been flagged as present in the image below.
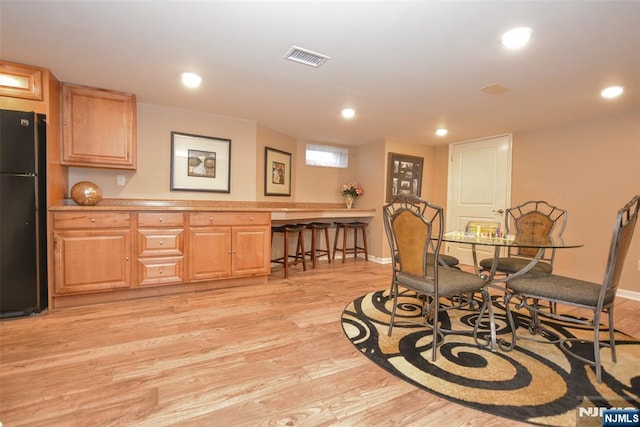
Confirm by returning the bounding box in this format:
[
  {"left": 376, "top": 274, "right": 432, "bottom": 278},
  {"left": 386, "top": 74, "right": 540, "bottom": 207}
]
[
  {"left": 272, "top": 224, "right": 305, "bottom": 233},
  {"left": 426, "top": 253, "right": 459, "bottom": 267},
  {"left": 507, "top": 275, "right": 615, "bottom": 307},
  {"left": 479, "top": 257, "right": 552, "bottom": 276},
  {"left": 397, "top": 267, "right": 485, "bottom": 297}
]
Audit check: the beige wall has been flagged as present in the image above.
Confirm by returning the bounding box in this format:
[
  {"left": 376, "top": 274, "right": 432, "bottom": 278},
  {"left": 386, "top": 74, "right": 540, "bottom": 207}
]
[
  {"left": 68, "top": 100, "right": 639, "bottom": 295},
  {"left": 353, "top": 139, "right": 387, "bottom": 258},
  {"left": 511, "top": 108, "right": 640, "bottom": 295},
  {"left": 294, "top": 140, "right": 353, "bottom": 204},
  {"left": 69, "top": 103, "right": 258, "bottom": 201},
  {"left": 430, "top": 109, "right": 640, "bottom": 295}
]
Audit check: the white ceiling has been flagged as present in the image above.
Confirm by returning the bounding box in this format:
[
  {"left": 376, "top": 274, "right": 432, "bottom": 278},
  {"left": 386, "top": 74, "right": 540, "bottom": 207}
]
[{"left": 1, "top": 1, "right": 639, "bottom": 146}]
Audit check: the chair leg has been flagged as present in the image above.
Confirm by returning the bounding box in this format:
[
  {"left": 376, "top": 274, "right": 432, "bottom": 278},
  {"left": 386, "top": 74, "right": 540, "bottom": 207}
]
[
  {"left": 353, "top": 227, "right": 358, "bottom": 259},
  {"left": 323, "top": 227, "right": 332, "bottom": 264},
  {"left": 295, "top": 231, "right": 306, "bottom": 271},
  {"left": 500, "top": 292, "right": 518, "bottom": 351},
  {"left": 388, "top": 281, "right": 399, "bottom": 337},
  {"left": 332, "top": 225, "right": 341, "bottom": 260},
  {"left": 360, "top": 226, "right": 369, "bottom": 261},
  {"left": 342, "top": 225, "right": 348, "bottom": 263},
  {"left": 608, "top": 308, "right": 617, "bottom": 363},
  {"left": 308, "top": 227, "right": 316, "bottom": 268},
  {"left": 594, "top": 316, "right": 601, "bottom": 383},
  {"left": 283, "top": 230, "right": 290, "bottom": 279},
  {"left": 431, "top": 296, "right": 439, "bottom": 361}
]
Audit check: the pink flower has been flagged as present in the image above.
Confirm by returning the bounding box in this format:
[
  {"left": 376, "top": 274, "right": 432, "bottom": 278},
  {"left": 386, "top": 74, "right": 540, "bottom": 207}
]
[{"left": 341, "top": 182, "right": 364, "bottom": 198}]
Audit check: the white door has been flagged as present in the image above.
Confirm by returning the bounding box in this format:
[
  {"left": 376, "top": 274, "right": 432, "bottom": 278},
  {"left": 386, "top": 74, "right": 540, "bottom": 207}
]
[{"left": 446, "top": 134, "right": 512, "bottom": 265}]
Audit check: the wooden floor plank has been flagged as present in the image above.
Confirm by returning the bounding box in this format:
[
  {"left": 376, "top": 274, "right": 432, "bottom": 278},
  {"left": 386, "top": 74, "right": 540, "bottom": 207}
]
[{"left": 0, "top": 261, "right": 638, "bottom": 426}]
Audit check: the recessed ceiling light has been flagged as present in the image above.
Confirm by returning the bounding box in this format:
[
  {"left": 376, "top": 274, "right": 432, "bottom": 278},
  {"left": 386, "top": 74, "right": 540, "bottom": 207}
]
[
  {"left": 435, "top": 128, "right": 448, "bottom": 137},
  {"left": 341, "top": 108, "right": 356, "bottom": 119},
  {"left": 500, "top": 27, "right": 533, "bottom": 50},
  {"left": 181, "top": 72, "right": 202, "bottom": 88},
  {"left": 600, "top": 85, "right": 624, "bottom": 99}
]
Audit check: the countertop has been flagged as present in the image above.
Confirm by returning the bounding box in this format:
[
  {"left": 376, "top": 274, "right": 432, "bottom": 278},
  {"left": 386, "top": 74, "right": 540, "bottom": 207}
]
[{"left": 49, "top": 198, "right": 376, "bottom": 221}]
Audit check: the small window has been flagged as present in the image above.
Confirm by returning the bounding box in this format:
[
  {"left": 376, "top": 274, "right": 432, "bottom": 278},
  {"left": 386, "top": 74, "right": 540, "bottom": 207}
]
[{"left": 305, "top": 144, "right": 348, "bottom": 168}]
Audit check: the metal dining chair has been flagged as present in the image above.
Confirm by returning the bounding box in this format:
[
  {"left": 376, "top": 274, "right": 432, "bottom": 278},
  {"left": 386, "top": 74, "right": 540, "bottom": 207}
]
[
  {"left": 383, "top": 194, "right": 491, "bottom": 361},
  {"left": 503, "top": 195, "right": 639, "bottom": 383},
  {"left": 479, "top": 200, "right": 568, "bottom": 278}
]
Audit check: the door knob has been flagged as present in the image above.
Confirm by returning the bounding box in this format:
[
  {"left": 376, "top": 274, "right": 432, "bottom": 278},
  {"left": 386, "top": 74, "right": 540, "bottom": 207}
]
[{"left": 492, "top": 209, "right": 505, "bottom": 215}]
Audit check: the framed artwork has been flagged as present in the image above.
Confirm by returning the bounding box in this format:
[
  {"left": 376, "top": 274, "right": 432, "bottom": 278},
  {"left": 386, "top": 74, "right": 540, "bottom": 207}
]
[
  {"left": 264, "top": 146, "right": 291, "bottom": 196},
  {"left": 386, "top": 152, "right": 423, "bottom": 201},
  {"left": 170, "top": 131, "right": 231, "bottom": 193}
]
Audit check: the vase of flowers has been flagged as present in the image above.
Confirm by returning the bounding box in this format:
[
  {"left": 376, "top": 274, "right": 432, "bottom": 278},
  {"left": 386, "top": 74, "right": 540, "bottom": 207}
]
[{"left": 341, "top": 182, "right": 364, "bottom": 208}]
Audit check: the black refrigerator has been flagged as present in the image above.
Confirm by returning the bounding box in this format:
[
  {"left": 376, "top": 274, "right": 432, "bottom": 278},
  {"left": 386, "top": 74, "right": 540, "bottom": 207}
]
[{"left": 0, "top": 109, "right": 48, "bottom": 318}]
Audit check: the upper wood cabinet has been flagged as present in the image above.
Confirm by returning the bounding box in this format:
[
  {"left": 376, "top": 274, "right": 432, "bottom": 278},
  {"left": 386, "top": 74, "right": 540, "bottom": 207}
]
[
  {"left": 61, "top": 83, "right": 137, "bottom": 169},
  {"left": 0, "top": 61, "right": 43, "bottom": 101}
]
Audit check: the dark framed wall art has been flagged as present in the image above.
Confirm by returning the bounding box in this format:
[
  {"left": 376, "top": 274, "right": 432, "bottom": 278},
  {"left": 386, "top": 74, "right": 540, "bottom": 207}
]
[
  {"left": 386, "top": 152, "right": 423, "bottom": 201},
  {"left": 170, "top": 131, "right": 231, "bottom": 193},
  {"left": 264, "top": 146, "right": 291, "bottom": 196}
]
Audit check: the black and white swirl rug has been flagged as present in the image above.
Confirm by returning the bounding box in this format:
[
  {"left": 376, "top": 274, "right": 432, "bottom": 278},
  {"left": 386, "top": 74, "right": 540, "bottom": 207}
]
[{"left": 341, "top": 290, "right": 640, "bottom": 426}]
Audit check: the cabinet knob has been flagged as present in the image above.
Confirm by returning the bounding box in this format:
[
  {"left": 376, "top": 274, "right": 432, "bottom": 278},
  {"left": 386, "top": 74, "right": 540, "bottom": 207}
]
[
  {"left": 159, "top": 270, "right": 163, "bottom": 274},
  {"left": 250, "top": 217, "right": 254, "bottom": 221},
  {"left": 125, "top": 257, "right": 129, "bottom": 261},
  {"left": 90, "top": 218, "right": 95, "bottom": 222},
  {"left": 159, "top": 218, "right": 163, "bottom": 222},
  {"left": 209, "top": 216, "right": 213, "bottom": 222},
  {"left": 159, "top": 241, "right": 164, "bottom": 245}
]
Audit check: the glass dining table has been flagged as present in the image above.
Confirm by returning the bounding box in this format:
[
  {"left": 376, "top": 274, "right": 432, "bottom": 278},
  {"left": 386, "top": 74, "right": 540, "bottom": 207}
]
[
  {"left": 440, "top": 231, "right": 584, "bottom": 351},
  {"left": 441, "top": 231, "right": 584, "bottom": 283}
]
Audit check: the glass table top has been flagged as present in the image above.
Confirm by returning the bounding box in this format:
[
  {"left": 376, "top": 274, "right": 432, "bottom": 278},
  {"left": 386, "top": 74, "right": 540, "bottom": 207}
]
[{"left": 441, "top": 231, "right": 583, "bottom": 249}]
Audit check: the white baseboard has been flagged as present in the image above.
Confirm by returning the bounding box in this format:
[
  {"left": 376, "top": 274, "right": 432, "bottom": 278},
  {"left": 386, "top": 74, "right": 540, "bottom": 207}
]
[{"left": 616, "top": 288, "right": 640, "bottom": 302}]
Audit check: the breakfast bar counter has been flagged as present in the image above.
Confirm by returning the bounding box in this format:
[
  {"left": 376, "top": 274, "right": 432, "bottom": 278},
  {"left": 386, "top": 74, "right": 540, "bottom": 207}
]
[{"left": 49, "top": 198, "right": 375, "bottom": 220}]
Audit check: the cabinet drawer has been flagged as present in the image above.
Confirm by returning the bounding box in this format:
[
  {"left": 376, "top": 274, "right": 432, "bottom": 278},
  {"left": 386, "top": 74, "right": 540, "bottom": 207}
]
[
  {"left": 53, "top": 212, "right": 130, "bottom": 229},
  {"left": 137, "top": 229, "right": 183, "bottom": 256},
  {"left": 137, "top": 212, "right": 184, "bottom": 227},
  {"left": 190, "top": 212, "right": 270, "bottom": 227},
  {"left": 137, "top": 256, "right": 184, "bottom": 287}
]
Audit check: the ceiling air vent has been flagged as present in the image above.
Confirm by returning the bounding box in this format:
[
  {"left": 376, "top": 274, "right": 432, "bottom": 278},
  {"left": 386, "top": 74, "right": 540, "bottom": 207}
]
[{"left": 284, "top": 46, "right": 330, "bottom": 68}]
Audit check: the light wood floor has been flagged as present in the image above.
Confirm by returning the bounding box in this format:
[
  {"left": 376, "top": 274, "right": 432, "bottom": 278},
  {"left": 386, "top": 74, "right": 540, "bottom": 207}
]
[{"left": 1, "top": 261, "right": 639, "bottom": 426}]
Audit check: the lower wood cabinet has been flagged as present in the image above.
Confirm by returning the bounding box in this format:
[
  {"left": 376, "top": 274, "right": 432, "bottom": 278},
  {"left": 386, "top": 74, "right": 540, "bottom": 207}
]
[
  {"left": 188, "top": 212, "right": 271, "bottom": 281},
  {"left": 50, "top": 209, "right": 270, "bottom": 307},
  {"left": 52, "top": 212, "right": 132, "bottom": 295}
]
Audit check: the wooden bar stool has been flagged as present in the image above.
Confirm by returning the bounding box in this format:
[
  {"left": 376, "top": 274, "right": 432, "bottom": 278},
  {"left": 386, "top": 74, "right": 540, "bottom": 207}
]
[
  {"left": 271, "top": 224, "right": 306, "bottom": 278},
  {"left": 332, "top": 221, "right": 369, "bottom": 263},
  {"left": 304, "top": 222, "right": 332, "bottom": 268}
]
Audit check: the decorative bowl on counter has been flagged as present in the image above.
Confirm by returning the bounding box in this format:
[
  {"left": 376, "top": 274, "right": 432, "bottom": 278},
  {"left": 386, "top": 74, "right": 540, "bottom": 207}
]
[{"left": 70, "top": 181, "right": 103, "bottom": 206}]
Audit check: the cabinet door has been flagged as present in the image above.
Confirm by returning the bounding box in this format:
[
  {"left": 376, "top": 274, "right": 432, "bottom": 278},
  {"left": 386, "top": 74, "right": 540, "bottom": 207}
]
[
  {"left": 188, "top": 227, "right": 231, "bottom": 280},
  {"left": 232, "top": 226, "right": 270, "bottom": 276},
  {"left": 53, "top": 229, "right": 132, "bottom": 294},
  {"left": 61, "top": 83, "right": 136, "bottom": 169}
]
